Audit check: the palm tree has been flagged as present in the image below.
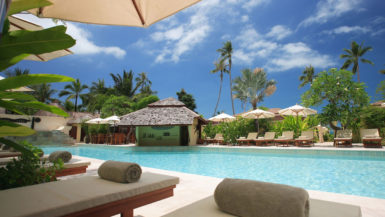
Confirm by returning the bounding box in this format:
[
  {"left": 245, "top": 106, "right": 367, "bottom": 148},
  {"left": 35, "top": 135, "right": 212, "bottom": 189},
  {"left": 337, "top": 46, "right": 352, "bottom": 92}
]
[
  {"left": 299, "top": 65, "right": 316, "bottom": 88},
  {"left": 4, "top": 67, "right": 30, "bottom": 77},
  {"left": 217, "top": 41, "right": 235, "bottom": 115},
  {"left": 59, "top": 79, "right": 88, "bottom": 112},
  {"left": 211, "top": 58, "right": 227, "bottom": 116},
  {"left": 232, "top": 78, "right": 248, "bottom": 112},
  {"left": 90, "top": 79, "right": 107, "bottom": 94},
  {"left": 233, "top": 68, "right": 277, "bottom": 110},
  {"left": 135, "top": 72, "right": 156, "bottom": 95},
  {"left": 31, "top": 83, "right": 57, "bottom": 103},
  {"left": 110, "top": 70, "right": 142, "bottom": 97},
  {"left": 380, "top": 65, "right": 385, "bottom": 74},
  {"left": 340, "top": 41, "right": 374, "bottom": 82}
]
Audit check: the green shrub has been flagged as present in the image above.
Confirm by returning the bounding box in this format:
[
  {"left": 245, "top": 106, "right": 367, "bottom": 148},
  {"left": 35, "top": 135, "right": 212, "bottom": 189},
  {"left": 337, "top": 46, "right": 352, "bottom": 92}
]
[
  {"left": 89, "top": 125, "right": 99, "bottom": 135},
  {"left": 360, "top": 106, "right": 385, "bottom": 144},
  {"left": 98, "top": 124, "right": 108, "bottom": 134},
  {"left": 270, "top": 115, "right": 320, "bottom": 138},
  {"left": 0, "top": 141, "right": 63, "bottom": 190}
]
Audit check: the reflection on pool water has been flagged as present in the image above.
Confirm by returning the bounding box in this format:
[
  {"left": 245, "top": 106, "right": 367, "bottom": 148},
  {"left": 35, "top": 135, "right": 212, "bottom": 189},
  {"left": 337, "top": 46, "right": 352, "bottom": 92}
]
[{"left": 42, "top": 145, "right": 385, "bottom": 199}]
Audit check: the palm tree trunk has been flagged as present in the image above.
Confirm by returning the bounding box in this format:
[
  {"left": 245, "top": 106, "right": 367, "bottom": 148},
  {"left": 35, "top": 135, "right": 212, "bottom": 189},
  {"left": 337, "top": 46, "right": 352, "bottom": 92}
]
[
  {"left": 357, "top": 64, "right": 360, "bottom": 83},
  {"left": 75, "top": 94, "right": 78, "bottom": 112},
  {"left": 213, "top": 74, "right": 223, "bottom": 116},
  {"left": 229, "top": 59, "right": 235, "bottom": 115}
]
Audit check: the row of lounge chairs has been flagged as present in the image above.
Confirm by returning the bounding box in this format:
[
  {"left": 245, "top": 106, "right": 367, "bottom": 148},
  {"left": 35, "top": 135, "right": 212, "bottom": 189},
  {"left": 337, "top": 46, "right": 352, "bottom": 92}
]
[{"left": 205, "top": 128, "right": 383, "bottom": 148}]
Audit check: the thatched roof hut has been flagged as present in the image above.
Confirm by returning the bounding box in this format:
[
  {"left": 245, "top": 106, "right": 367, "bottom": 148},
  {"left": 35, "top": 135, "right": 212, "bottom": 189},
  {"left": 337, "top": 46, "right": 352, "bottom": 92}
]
[{"left": 119, "top": 97, "right": 206, "bottom": 126}]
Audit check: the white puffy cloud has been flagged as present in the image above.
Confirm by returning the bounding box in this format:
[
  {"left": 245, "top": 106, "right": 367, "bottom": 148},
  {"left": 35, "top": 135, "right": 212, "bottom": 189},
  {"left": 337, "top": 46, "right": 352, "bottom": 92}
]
[
  {"left": 266, "top": 25, "right": 293, "bottom": 40},
  {"left": 324, "top": 26, "right": 370, "bottom": 35},
  {"left": 242, "top": 0, "right": 271, "bottom": 10},
  {"left": 14, "top": 14, "right": 126, "bottom": 59},
  {"left": 241, "top": 15, "right": 249, "bottom": 23},
  {"left": 233, "top": 26, "right": 335, "bottom": 72},
  {"left": 299, "top": 0, "right": 363, "bottom": 27}
]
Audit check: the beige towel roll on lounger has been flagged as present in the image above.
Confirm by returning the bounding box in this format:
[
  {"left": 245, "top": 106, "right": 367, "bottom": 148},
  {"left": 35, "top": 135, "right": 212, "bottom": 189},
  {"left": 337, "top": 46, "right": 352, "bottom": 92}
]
[
  {"left": 214, "top": 178, "right": 309, "bottom": 217},
  {"left": 98, "top": 160, "right": 142, "bottom": 183}
]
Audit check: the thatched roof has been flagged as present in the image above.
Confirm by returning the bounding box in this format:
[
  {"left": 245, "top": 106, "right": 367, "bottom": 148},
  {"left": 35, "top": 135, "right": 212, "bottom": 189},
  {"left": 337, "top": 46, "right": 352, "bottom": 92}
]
[
  {"left": 67, "top": 112, "right": 100, "bottom": 124},
  {"left": 119, "top": 97, "right": 205, "bottom": 126}
]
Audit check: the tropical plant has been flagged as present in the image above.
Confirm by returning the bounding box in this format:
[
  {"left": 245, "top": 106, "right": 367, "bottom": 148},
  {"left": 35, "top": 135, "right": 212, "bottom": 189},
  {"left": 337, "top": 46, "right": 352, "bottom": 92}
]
[
  {"left": 340, "top": 41, "right": 374, "bottom": 82},
  {"left": 211, "top": 58, "right": 227, "bottom": 115},
  {"left": 176, "top": 88, "right": 197, "bottom": 111},
  {"left": 217, "top": 41, "right": 235, "bottom": 115},
  {"left": 101, "top": 95, "right": 133, "bottom": 117},
  {"left": 59, "top": 79, "right": 88, "bottom": 112},
  {"left": 299, "top": 65, "right": 316, "bottom": 88},
  {"left": 233, "top": 68, "right": 277, "bottom": 110},
  {"left": 3, "top": 67, "right": 30, "bottom": 77},
  {"left": 360, "top": 106, "right": 385, "bottom": 144},
  {"left": 110, "top": 70, "right": 142, "bottom": 97},
  {"left": 376, "top": 80, "right": 385, "bottom": 100},
  {"left": 135, "top": 72, "right": 156, "bottom": 96},
  {"left": 90, "top": 79, "right": 108, "bottom": 95},
  {"left": 302, "top": 68, "right": 370, "bottom": 131},
  {"left": 271, "top": 115, "right": 319, "bottom": 138},
  {"left": 31, "top": 83, "right": 57, "bottom": 103},
  {"left": 131, "top": 95, "right": 159, "bottom": 111}
]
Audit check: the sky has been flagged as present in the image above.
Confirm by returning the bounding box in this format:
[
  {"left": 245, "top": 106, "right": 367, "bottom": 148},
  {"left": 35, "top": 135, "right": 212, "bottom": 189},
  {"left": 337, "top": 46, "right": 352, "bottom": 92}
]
[{"left": 8, "top": 0, "right": 385, "bottom": 119}]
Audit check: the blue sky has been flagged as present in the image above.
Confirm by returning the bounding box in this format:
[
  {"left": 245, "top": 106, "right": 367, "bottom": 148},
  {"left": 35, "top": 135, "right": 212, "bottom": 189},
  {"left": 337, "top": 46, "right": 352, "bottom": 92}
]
[{"left": 9, "top": 0, "right": 385, "bottom": 118}]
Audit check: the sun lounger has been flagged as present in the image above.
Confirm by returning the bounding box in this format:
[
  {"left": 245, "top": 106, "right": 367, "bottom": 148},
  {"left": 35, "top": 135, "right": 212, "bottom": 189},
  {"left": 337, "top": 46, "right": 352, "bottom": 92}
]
[
  {"left": 0, "top": 151, "right": 21, "bottom": 158},
  {"left": 254, "top": 132, "right": 275, "bottom": 146},
  {"left": 205, "top": 133, "right": 224, "bottom": 145},
  {"left": 0, "top": 172, "right": 179, "bottom": 217},
  {"left": 334, "top": 129, "right": 352, "bottom": 147},
  {"left": 275, "top": 131, "right": 294, "bottom": 147},
  {"left": 295, "top": 130, "right": 315, "bottom": 147},
  {"left": 162, "top": 195, "right": 362, "bottom": 217},
  {"left": 236, "top": 132, "right": 258, "bottom": 145},
  {"left": 360, "top": 129, "right": 382, "bottom": 148}
]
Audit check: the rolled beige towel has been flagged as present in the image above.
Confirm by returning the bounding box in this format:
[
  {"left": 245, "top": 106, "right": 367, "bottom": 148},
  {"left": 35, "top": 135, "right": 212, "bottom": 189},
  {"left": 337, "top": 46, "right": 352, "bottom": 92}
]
[
  {"left": 48, "top": 151, "right": 72, "bottom": 163},
  {"left": 214, "top": 178, "right": 309, "bottom": 217},
  {"left": 98, "top": 160, "right": 142, "bottom": 183}
]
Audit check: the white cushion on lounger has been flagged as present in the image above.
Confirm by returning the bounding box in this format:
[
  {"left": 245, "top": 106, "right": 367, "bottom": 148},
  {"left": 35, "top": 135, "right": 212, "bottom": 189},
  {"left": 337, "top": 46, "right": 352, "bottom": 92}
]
[
  {"left": 162, "top": 196, "right": 361, "bottom": 217},
  {"left": 0, "top": 172, "right": 179, "bottom": 217}
]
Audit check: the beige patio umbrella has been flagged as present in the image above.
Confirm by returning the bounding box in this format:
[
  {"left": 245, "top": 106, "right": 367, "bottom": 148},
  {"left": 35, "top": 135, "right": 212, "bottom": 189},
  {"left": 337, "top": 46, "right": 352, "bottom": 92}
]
[
  {"left": 28, "top": 0, "right": 201, "bottom": 27},
  {"left": 8, "top": 15, "right": 73, "bottom": 61},
  {"left": 242, "top": 108, "right": 275, "bottom": 132},
  {"left": 278, "top": 104, "right": 317, "bottom": 117},
  {"left": 209, "top": 113, "right": 235, "bottom": 122},
  {"left": 85, "top": 118, "right": 105, "bottom": 124}
]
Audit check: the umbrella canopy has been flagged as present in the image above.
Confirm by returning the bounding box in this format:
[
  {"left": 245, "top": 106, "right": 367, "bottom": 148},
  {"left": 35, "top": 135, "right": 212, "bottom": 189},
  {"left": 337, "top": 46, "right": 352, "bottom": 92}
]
[
  {"left": 278, "top": 104, "right": 317, "bottom": 116},
  {"left": 242, "top": 109, "right": 275, "bottom": 119},
  {"left": 8, "top": 16, "right": 73, "bottom": 61},
  {"left": 29, "top": 0, "right": 201, "bottom": 27},
  {"left": 209, "top": 113, "right": 235, "bottom": 122},
  {"left": 0, "top": 75, "right": 34, "bottom": 92},
  {"left": 103, "top": 115, "right": 120, "bottom": 124},
  {"left": 85, "top": 118, "right": 105, "bottom": 124}
]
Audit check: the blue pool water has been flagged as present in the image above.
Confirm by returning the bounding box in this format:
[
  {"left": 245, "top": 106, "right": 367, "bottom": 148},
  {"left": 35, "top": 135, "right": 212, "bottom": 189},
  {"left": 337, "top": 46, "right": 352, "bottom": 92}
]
[{"left": 42, "top": 145, "right": 385, "bottom": 199}]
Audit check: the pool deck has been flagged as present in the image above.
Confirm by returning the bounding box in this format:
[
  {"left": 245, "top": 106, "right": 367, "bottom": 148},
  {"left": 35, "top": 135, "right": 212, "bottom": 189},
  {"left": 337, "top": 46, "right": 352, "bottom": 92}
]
[{"left": 63, "top": 153, "right": 385, "bottom": 217}]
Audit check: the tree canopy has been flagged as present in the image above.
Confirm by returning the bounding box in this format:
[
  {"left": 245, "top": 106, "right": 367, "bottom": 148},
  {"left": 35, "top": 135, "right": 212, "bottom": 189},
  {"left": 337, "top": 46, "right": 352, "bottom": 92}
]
[{"left": 176, "top": 88, "right": 197, "bottom": 112}]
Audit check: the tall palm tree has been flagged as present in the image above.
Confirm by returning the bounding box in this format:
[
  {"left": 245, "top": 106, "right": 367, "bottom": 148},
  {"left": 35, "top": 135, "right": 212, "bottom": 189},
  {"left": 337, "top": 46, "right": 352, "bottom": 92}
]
[
  {"left": 340, "top": 41, "right": 374, "bottom": 82},
  {"left": 59, "top": 79, "right": 88, "bottom": 112},
  {"left": 233, "top": 68, "right": 277, "bottom": 110},
  {"left": 211, "top": 58, "right": 227, "bottom": 116},
  {"left": 110, "top": 70, "right": 141, "bottom": 97},
  {"left": 31, "top": 83, "right": 57, "bottom": 103},
  {"left": 217, "top": 41, "right": 235, "bottom": 115},
  {"left": 299, "top": 65, "right": 316, "bottom": 88},
  {"left": 4, "top": 67, "right": 30, "bottom": 77},
  {"left": 90, "top": 79, "right": 107, "bottom": 94},
  {"left": 135, "top": 72, "right": 156, "bottom": 95},
  {"left": 232, "top": 78, "right": 248, "bottom": 112}
]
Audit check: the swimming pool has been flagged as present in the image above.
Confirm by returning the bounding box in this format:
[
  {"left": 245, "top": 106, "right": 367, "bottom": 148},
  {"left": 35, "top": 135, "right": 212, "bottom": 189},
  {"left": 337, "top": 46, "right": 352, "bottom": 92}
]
[{"left": 42, "top": 145, "right": 385, "bottom": 199}]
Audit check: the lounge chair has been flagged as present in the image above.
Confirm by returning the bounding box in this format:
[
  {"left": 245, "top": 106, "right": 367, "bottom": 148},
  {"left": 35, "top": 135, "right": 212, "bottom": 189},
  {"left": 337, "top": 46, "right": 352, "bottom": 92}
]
[
  {"left": 274, "top": 131, "right": 294, "bottom": 147},
  {"left": 0, "top": 172, "right": 179, "bottom": 217},
  {"left": 236, "top": 132, "right": 258, "bottom": 145},
  {"left": 205, "top": 134, "right": 224, "bottom": 145},
  {"left": 162, "top": 195, "right": 362, "bottom": 217},
  {"left": 360, "top": 129, "right": 382, "bottom": 148},
  {"left": 254, "top": 132, "right": 275, "bottom": 146},
  {"left": 334, "top": 129, "right": 352, "bottom": 147},
  {"left": 295, "top": 130, "right": 315, "bottom": 147}
]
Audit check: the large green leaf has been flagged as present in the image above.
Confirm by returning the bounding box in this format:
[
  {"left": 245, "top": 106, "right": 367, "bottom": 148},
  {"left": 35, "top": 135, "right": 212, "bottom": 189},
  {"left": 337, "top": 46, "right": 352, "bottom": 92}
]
[
  {"left": 0, "top": 74, "right": 74, "bottom": 91},
  {"left": 8, "top": 0, "right": 52, "bottom": 16},
  {"left": 0, "top": 26, "right": 76, "bottom": 68},
  {"left": 0, "top": 138, "right": 33, "bottom": 156},
  {"left": 0, "top": 54, "right": 29, "bottom": 71},
  {"left": 0, "top": 100, "right": 69, "bottom": 117},
  {"left": 0, "top": 91, "right": 37, "bottom": 101},
  {"left": 0, "top": 120, "right": 35, "bottom": 137}
]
